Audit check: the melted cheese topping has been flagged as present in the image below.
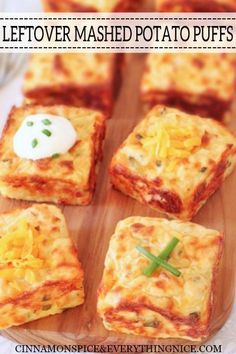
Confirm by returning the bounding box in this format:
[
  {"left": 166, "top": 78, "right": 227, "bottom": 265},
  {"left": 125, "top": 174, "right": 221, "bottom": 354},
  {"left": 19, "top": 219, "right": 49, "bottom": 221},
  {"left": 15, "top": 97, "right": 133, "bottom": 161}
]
[
  {"left": 142, "top": 53, "right": 236, "bottom": 102},
  {"left": 98, "top": 217, "right": 223, "bottom": 339},
  {"left": 13, "top": 114, "right": 77, "bottom": 161},
  {"left": 112, "top": 106, "right": 236, "bottom": 202},
  {"left": 0, "top": 219, "right": 44, "bottom": 285}
]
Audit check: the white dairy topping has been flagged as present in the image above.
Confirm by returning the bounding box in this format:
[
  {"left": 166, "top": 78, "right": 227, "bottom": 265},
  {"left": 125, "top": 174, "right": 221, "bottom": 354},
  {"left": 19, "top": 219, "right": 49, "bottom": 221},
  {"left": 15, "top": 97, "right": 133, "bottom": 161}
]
[{"left": 13, "top": 114, "right": 77, "bottom": 160}]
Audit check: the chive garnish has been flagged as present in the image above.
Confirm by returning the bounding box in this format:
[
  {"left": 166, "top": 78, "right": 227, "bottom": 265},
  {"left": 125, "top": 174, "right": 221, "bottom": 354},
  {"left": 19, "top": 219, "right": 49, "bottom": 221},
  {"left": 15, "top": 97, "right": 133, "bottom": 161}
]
[
  {"left": 51, "top": 153, "right": 60, "bottom": 159},
  {"left": 27, "top": 121, "right": 34, "bottom": 127},
  {"left": 32, "top": 139, "right": 38, "bottom": 148},
  {"left": 42, "top": 129, "right": 52, "bottom": 137},
  {"left": 143, "top": 237, "right": 180, "bottom": 276},
  {"left": 136, "top": 244, "right": 181, "bottom": 277},
  {"left": 42, "top": 119, "right": 52, "bottom": 126}
]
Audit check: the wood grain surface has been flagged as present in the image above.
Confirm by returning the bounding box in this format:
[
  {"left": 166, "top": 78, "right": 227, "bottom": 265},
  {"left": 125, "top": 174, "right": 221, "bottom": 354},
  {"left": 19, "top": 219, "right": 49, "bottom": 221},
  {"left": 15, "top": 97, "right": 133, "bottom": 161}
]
[{"left": 1, "top": 53, "right": 236, "bottom": 347}]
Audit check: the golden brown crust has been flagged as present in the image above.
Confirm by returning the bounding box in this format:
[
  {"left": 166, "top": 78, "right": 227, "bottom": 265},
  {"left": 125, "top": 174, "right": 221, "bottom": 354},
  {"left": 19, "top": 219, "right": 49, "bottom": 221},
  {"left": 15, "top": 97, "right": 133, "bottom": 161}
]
[{"left": 0, "top": 104, "right": 106, "bottom": 205}]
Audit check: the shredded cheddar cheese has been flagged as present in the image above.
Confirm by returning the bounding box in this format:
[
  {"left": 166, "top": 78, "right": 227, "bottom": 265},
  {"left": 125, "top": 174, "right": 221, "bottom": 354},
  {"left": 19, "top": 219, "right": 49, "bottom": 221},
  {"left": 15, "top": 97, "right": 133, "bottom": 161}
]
[
  {"left": 0, "top": 219, "right": 43, "bottom": 284},
  {"left": 141, "top": 120, "right": 202, "bottom": 170}
]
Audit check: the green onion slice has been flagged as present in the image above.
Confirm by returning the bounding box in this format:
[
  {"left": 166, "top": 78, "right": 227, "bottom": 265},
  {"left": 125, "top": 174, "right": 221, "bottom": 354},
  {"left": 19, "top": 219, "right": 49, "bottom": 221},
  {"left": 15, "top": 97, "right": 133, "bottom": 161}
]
[
  {"left": 144, "top": 237, "right": 180, "bottom": 277},
  {"left": 27, "top": 121, "right": 34, "bottom": 127},
  {"left": 42, "top": 119, "right": 52, "bottom": 126},
  {"left": 51, "top": 153, "right": 60, "bottom": 159},
  {"left": 136, "top": 244, "right": 181, "bottom": 277},
  {"left": 42, "top": 129, "right": 52, "bottom": 137},
  {"left": 31, "top": 138, "right": 38, "bottom": 148}
]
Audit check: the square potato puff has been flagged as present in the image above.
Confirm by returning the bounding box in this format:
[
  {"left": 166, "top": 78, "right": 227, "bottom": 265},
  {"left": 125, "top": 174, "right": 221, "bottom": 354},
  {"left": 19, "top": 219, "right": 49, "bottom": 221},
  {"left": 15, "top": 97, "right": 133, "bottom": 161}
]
[
  {"left": 0, "top": 203, "right": 84, "bottom": 329},
  {"left": 42, "top": 0, "right": 141, "bottom": 12},
  {"left": 23, "top": 53, "right": 121, "bottom": 117},
  {"left": 98, "top": 216, "right": 223, "bottom": 340},
  {"left": 154, "top": 0, "right": 236, "bottom": 12},
  {"left": 0, "top": 105, "right": 105, "bottom": 205},
  {"left": 141, "top": 54, "right": 236, "bottom": 121},
  {"left": 110, "top": 105, "right": 236, "bottom": 220}
]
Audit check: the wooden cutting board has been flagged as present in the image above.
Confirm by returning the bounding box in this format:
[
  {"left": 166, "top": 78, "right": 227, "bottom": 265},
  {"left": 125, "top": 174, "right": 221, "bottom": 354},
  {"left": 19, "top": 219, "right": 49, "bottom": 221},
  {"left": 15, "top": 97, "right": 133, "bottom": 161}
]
[{"left": 1, "top": 54, "right": 236, "bottom": 346}]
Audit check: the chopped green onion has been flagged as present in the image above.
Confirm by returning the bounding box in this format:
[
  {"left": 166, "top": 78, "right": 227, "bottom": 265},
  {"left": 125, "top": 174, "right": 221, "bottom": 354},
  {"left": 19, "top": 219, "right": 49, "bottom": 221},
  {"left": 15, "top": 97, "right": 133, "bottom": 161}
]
[
  {"left": 51, "top": 153, "right": 60, "bottom": 159},
  {"left": 136, "top": 245, "right": 181, "bottom": 277},
  {"left": 27, "top": 121, "right": 34, "bottom": 127},
  {"left": 42, "top": 119, "right": 52, "bottom": 126},
  {"left": 42, "top": 129, "right": 52, "bottom": 137},
  {"left": 144, "top": 237, "right": 179, "bottom": 276},
  {"left": 32, "top": 139, "right": 38, "bottom": 148}
]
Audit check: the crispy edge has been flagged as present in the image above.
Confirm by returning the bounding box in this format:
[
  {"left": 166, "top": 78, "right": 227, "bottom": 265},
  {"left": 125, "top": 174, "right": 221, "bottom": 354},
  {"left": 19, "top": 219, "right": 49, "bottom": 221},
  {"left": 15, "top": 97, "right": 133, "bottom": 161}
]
[
  {"left": 24, "top": 85, "right": 113, "bottom": 118},
  {"left": 0, "top": 279, "right": 84, "bottom": 329},
  {"left": 141, "top": 90, "right": 233, "bottom": 121},
  {"left": 109, "top": 160, "right": 183, "bottom": 216}
]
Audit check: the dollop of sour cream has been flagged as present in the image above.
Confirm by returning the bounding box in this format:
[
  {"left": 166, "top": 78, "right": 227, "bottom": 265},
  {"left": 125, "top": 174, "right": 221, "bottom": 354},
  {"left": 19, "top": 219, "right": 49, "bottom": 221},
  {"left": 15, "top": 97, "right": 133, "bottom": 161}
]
[{"left": 13, "top": 114, "right": 77, "bottom": 160}]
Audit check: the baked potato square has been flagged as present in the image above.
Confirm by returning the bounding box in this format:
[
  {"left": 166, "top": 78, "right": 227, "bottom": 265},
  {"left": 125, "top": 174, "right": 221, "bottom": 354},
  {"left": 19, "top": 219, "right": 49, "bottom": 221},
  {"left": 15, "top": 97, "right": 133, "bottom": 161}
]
[
  {"left": 0, "top": 203, "right": 84, "bottom": 329},
  {"left": 141, "top": 54, "right": 236, "bottom": 121},
  {"left": 109, "top": 105, "right": 236, "bottom": 220},
  {"left": 23, "top": 53, "right": 122, "bottom": 118},
  {"left": 98, "top": 216, "right": 223, "bottom": 340},
  {"left": 0, "top": 104, "right": 105, "bottom": 205},
  {"left": 154, "top": 0, "right": 236, "bottom": 12},
  {"left": 42, "top": 0, "right": 141, "bottom": 12}
]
